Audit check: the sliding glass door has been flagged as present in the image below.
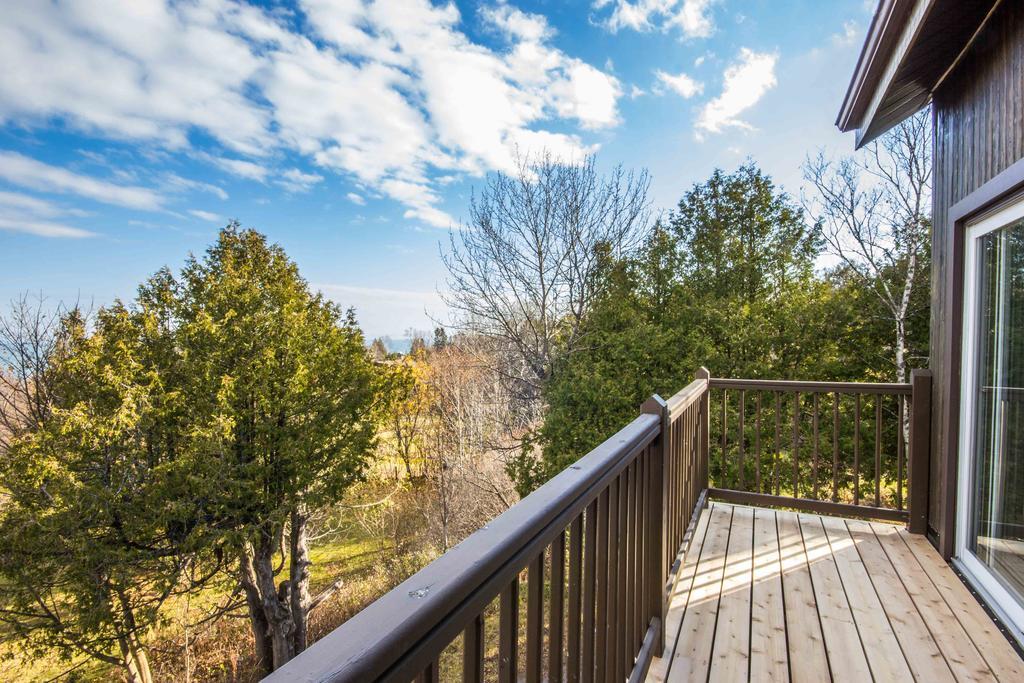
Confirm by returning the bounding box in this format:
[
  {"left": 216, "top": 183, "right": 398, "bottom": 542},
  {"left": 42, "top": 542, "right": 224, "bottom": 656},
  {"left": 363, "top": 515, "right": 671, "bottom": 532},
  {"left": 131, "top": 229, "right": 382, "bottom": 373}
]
[{"left": 959, "top": 194, "right": 1024, "bottom": 640}]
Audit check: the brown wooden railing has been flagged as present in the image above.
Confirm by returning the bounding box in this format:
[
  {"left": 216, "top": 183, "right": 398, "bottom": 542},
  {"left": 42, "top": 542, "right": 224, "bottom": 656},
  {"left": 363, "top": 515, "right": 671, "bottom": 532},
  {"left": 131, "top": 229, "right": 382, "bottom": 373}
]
[
  {"left": 705, "top": 370, "right": 931, "bottom": 530},
  {"left": 266, "top": 368, "right": 931, "bottom": 682}
]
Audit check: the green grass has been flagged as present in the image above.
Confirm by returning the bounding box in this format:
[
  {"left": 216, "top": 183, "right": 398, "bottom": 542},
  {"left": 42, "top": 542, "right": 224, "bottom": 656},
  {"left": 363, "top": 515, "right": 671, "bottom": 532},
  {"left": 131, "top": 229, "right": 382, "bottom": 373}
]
[{"left": 0, "top": 487, "right": 430, "bottom": 682}]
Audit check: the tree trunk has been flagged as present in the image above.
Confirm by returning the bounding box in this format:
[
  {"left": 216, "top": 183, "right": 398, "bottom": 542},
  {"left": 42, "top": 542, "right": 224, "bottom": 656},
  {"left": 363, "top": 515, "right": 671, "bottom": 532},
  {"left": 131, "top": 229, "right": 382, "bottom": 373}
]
[
  {"left": 289, "top": 508, "right": 312, "bottom": 655},
  {"left": 240, "top": 553, "right": 274, "bottom": 676},
  {"left": 118, "top": 636, "right": 154, "bottom": 683},
  {"left": 240, "top": 530, "right": 297, "bottom": 673}
]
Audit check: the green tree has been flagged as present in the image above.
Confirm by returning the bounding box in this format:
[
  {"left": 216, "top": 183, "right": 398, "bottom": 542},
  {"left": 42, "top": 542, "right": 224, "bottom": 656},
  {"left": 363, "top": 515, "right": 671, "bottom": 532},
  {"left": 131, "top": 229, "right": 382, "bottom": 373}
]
[
  {"left": 527, "top": 226, "right": 696, "bottom": 492},
  {"left": 669, "top": 162, "right": 825, "bottom": 379},
  {"left": 149, "top": 225, "right": 388, "bottom": 673},
  {"left": 526, "top": 164, "right": 839, "bottom": 494},
  {"left": 0, "top": 306, "right": 226, "bottom": 683}
]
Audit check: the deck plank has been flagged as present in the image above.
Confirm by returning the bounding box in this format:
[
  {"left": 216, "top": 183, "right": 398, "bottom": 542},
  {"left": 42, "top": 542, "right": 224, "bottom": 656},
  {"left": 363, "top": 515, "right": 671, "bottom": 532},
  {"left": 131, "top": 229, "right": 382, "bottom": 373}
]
[
  {"left": 797, "top": 513, "right": 873, "bottom": 683},
  {"left": 649, "top": 505, "right": 1024, "bottom": 683},
  {"left": 870, "top": 523, "right": 996, "bottom": 683},
  {"left": 776, "top": 510, "right": 830, "bottom": 683},
  {"left": 845, "top": 520, "right": 954, "bottom": 682},
  {"left": 820, "top": 515, "right": 913, "bottom": 681},
  {"left": 665, "top": 503, "right": 732, "bottom": 682},
  {"left": 710, "top": 505, "right": 754, "bottom": 682},
  {"left": 898, "top": 528, "right": 1024, "bottom": 681},
  {"left": 749, "top": 507, "right": 788, "bottom": 681},
  {"left": 647, "top": 504, "right": 712, "bottom": 682}
]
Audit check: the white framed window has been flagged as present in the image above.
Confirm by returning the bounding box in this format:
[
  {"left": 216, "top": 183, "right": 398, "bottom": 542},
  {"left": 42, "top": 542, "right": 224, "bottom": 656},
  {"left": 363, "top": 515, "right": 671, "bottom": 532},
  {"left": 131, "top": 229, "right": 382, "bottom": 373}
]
[{"left": 957, "top": 191, "right": 1024, "bottom": 644}]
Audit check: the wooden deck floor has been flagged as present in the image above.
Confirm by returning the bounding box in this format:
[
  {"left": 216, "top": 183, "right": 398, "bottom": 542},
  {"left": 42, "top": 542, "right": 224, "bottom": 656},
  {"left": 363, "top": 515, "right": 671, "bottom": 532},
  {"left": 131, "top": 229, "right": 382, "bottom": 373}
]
[{"left": 647, "top": 502, "right": 1024, "bottom": 682}]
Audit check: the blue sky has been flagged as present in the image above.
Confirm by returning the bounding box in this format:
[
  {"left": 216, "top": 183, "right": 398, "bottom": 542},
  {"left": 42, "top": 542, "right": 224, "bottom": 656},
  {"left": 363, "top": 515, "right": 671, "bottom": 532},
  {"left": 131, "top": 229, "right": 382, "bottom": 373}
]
[{"left": 0, "top": 0, "right": 872, "bottom": 339}]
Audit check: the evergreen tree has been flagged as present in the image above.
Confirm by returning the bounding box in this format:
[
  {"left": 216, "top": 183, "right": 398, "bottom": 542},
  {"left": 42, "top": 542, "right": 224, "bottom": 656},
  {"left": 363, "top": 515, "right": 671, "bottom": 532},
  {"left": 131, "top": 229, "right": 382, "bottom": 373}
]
[
  {"left": 0, "top": 306, "right": 225, "bottom": 683},
  {"left": 525, "top": 164, "right": 838, "bottom": 493}
]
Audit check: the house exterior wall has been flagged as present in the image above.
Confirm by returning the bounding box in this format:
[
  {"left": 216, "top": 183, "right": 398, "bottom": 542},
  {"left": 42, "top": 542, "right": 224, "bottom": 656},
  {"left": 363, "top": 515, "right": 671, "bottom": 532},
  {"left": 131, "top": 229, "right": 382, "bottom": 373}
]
[{"left": 930, "top": 0, "right": 1024, "bottom": 554}]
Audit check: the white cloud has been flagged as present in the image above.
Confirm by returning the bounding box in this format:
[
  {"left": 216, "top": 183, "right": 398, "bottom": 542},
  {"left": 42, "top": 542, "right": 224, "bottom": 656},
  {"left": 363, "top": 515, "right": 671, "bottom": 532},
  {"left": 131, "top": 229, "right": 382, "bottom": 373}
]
[
  {"left": 0, "top": 0, "right": 623, "bottom": 229},
  {"left": 0, "top": 1, "right": 271, "bottom": 155},
  {"left": 674, "top": 0, "right": 716, "bottom": 37},
  {"left": 0, "top": 151, "right": 164, "bottom": 209},
  {"left": 346, "top": 192, "right": 366, "bottom": 205},
  {"left": 164, "top": 173, "right": 229, "bottom": 200},
  {"left": 696, "top": 48, "right": 778, "bottom": 137},
  {"left": 654, "top": 70, "right": 703, "bottom": 98},
  {"left": 593, "top": 0, "right": 717, "bottom": 38},
  {"left": 0, "top": 189, "right": 94, "bottom": 238},
  {"left": 189, "top": 209, "right": 224, "bottom": 223},
  {"left": 204, "top": 155, "right": 268, "bottom": 182},
  {"left": 0, "top": 217, "right": 94, "bottom": 238},
  {"left": 277, "top": 168, "right": 323, "bottom": 193},
  {"left": 832, "top": 21, "right": 860, "bottom": 47}
]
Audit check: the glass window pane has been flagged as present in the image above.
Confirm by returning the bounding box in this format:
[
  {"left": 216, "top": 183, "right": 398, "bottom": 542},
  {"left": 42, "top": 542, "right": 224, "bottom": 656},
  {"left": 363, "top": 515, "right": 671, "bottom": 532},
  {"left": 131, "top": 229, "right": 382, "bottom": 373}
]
[{"left": 970, "top": 217, "right": 1024, "bottom": 601}]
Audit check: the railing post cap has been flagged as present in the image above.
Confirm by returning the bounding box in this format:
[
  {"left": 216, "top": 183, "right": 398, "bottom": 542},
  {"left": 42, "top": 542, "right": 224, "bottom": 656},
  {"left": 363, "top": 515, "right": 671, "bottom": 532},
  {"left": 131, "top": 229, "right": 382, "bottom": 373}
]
[
  {"left": 641, "top": 394, "right": 668, "bottom": 415},
  {"left": 696, "top": 367, "right": 710, "bottom": 380}
]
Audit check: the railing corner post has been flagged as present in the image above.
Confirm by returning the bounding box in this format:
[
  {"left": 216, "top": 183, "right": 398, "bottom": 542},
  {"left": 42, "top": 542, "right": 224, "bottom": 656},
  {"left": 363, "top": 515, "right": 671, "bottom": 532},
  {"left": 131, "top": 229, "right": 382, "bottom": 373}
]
[
  {"left": 909, "top": 369, "right": 932, "bottom": 535},
  {"left": 695, "top": 368, "right": 711, "bottom": 491},
  {"left": 641, "top": 394, "right": 669, "bottom": 655}
]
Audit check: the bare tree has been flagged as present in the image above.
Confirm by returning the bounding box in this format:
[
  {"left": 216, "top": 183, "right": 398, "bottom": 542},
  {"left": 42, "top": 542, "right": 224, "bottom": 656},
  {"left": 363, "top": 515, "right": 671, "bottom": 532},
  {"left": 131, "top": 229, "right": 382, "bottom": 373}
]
[
  {"left": 442, "top": 152, "right": 651, "bottom": 411},
  {"left": 803, "top": 109, "right": 932, "bottom": 383},
  {"left": 0, "top": 293, "right": 81, "bottom": 453},
  {"left": 424, "top": 339, "right": 518, "bottom": 550}
]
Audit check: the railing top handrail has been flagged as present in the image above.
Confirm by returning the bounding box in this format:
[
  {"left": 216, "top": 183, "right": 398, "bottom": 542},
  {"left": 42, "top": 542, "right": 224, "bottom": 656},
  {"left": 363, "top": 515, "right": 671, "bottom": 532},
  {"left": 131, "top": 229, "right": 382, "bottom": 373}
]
[
  {"left": 267, "top": 412, "right": 660, "bottom": 683},
  {"left": 708, "top": 377, "right": 912, "bottom": 395},
  {"left": 666, "top": 377, "right": 709, "bottom": 418}
]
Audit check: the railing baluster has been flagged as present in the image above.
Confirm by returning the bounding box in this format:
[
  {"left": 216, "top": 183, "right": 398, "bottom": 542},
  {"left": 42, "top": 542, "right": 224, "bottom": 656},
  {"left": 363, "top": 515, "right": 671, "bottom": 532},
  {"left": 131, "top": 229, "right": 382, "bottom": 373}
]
[
  {"left": 721, "top": 389, "right": 728, "bottom": 488},
  {"left": 617, "top": 471, "right": 628, "bottom": 681},
  {"left": 527, "top": 553, "right": 544, "bottom": 683},
  {"left": 594, "top": 489, "right": 609, "bottom": 683},
  {"left": 792, "top": 391, "right": 800, "bottom": 498},
  {"left": 774, "top": 391, "right": 781, "bottom": 496},
  {"left": 756, "top": 392, "right": 762, "bottom": 493},
  {"left": 833, "top": 392, "right": 840, "bottom": 502},
  {"left": 854, "top": 393, "right": 862, "bottom": 505},
  {"left": 499, "top": 577, "right": 519, "bottom": 683},
  {"left": 582, "top": 500, "right": 597, "bottom": 683},
  {"left": 568, "top": 515, "right": 583, "bottom": 683},
  {"left": 812, "top": 393, "right": 820, "bottom": 499},
  {"left": 738, "top": 389, "right": 746, "bottom": 489},
  {"left": 463, "top": 615, "right": 484, "bottom": 683},
  {"left": 418, "top": 659, "right": 440, "bottom": 683},
  {"left": 874, "top": 395, "right": 882, "bottom": 507},
  {"left": 633, "top": 454, "right": 644, "bottom": 655},
  {"left": 897, "top": 395, "right": 905, "bottom": 511},
  {"left": 604, "top": 478, "right": 619, "bottom": 679},
  {"left": 550, "top": 531, "right": 565, "bottom": 683},
  {"left": 623, "top": 462, "right": 635, "bottom": 678}
]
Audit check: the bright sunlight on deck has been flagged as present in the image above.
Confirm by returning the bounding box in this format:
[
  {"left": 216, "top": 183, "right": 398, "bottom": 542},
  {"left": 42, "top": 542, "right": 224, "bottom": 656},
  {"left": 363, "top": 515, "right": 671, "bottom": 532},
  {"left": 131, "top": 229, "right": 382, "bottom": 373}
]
[{"left": 648, "top": 503, "right": 1024, "bottom": 682}]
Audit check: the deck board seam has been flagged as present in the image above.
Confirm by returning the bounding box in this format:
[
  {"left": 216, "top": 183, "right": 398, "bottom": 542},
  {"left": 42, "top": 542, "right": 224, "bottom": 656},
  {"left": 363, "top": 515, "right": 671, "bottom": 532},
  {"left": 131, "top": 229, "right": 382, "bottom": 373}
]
[
  {"left": 746, "top": 508, "right": 755, "bottom": 683},
  {"left": 815, "top": 514, "right": 876, "bottom": 682},
  {"left": 844, "top": 519, "right": 920, "bottom": 680},
  {"left": 792, "top": 513, "right": 834, "bottom": 682},
  {"left": 706, "top": 503, "right": 735, "bottom": 683},
  {"left": 867, "top": 523, "right": 962, "bottom": 681},
  {"left": 773, "top": 510, "right": 796, "bottom": 683},
  {"left": 895, "top": 530, "right": 1004, "bottom": 680},
  {"left": 660, "top": 503, "right": 714, "bottom": 680}
]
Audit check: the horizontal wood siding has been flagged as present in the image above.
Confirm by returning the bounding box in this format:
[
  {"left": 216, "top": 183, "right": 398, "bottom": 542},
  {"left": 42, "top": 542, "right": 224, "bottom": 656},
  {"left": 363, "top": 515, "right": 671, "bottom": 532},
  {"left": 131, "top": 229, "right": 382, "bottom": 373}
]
[{"left": 931, "top": 0, "right": 1024, "bottom": 549}]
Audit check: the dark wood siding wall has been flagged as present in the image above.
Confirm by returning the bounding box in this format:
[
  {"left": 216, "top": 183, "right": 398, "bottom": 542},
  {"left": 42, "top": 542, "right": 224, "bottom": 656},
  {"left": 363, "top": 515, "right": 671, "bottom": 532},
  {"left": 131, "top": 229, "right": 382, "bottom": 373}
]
[{"left": 930, "top": 0, "right": 1024, "bottom": 551}]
